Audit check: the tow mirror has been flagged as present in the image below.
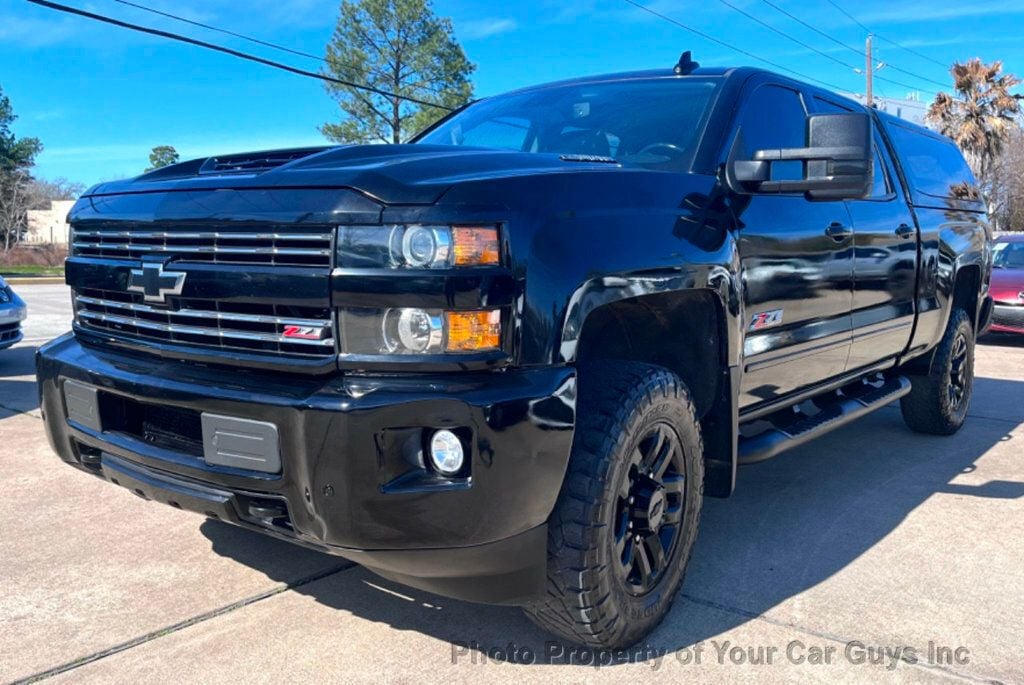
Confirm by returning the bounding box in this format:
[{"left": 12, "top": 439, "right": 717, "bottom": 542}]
[{"left": 728, "top": 112, "right": 873, "bottom": 200}]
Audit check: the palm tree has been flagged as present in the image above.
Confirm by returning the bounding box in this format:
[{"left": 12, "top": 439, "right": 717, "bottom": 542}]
[{"left": 927, "top": 59, "right": 1021, "bottom": 222}]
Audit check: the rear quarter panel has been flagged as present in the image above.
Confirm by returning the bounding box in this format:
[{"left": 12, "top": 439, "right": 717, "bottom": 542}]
[
  {"left": 876, "top": 113, "right": 991, "bottom": 356},
  {"left": 907, "top": 205, "right": 990, "bottom": 355}
]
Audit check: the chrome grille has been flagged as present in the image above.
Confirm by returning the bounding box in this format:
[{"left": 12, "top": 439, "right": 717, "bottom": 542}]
[
  {"left": 73, "top": 288, "right": 335, "bottom": 358},
  {"left": 0, "top": 321, "right": 20, "bottom": 344},
  {"left": 71, "top": 227, "right": 333, "bottom": 267}
]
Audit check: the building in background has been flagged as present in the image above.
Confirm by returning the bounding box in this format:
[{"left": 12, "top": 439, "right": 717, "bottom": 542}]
[
  {"left": 845, "top": 92, "right": 930, "bottom": 126},
  {"left": 869, "top": 94, "right": 929, "bottom": 125},
  {"left": 26, "top": 200, "right": 74, "bottom": 245}
]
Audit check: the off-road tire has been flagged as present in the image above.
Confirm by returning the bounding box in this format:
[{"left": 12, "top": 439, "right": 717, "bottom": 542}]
[
  {"left": 900, "top": 307, "right": 975, "bottom": 435},
  {"left": 524, "top": 361, "right": 704, "bottom": 648}
]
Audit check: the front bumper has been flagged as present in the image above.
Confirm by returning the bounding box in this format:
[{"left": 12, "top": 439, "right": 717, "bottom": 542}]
[
  {"left": 37, "top": 334, "right": 576, "bottom": 604},
  {"left": 989, "top": 303, "right": 1024, "bottom": 334}
]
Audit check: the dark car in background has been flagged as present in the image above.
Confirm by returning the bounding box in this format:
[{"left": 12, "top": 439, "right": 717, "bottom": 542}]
[
  {"left": 989, "top": 235, "right": 1024, "bottom": 334},
  {"left": 0, "top": 275, "right": 27, "bottom": 349}
]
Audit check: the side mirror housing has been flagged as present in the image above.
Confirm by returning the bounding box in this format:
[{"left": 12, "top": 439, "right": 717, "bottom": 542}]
[{"left": 728, "top": 113, "right": 873, "bottom": 200}]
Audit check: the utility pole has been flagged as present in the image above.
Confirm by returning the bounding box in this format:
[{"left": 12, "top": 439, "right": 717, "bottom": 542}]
[{"left": 865, "top": 34, "right": 874, "bottom": 107}]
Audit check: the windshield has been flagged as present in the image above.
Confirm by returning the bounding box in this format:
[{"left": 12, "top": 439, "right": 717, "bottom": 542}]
[
  {"left": 994, "top": 241, "right": 1024, "bottom": 269},
  {"left": 416, "top": 78, "right": 721, "bottom": 170}
]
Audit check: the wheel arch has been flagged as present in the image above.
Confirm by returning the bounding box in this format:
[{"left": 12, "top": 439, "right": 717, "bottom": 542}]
[
  {"left": 902, "top": 263, "right": 983, "bottom": 377},
  {"left": 572, "top": 288, "right": 738, "bottom": 497}
]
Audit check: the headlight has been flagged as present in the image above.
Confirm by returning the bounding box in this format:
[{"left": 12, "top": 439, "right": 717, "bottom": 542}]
[
  {"left": 382, "top": 308, "right": 444, "bottom": 353},
  {"left": 340, "top": 308, "right": 501, "bottom": 355},
  {"left": 337, "top": 225, "right": 499, "bottom": 269}
]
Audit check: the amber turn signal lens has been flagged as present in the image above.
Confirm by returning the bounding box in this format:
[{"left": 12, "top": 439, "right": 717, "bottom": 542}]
[
  {"left": 445, "top": 310, "right": 501, "bottom": 352},
  {"left": 451, "top": 227, "right": 500, "bottom": 266}
]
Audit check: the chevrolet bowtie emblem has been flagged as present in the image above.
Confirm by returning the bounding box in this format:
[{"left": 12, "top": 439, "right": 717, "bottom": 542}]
[{"left": 127, "top": 263, "right": 186, "bottom": 303}]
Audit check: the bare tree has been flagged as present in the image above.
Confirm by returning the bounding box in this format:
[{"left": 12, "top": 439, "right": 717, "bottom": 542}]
[
  {"left": 990, "top": 128, "right": 1024, "bottom": 231},
  {"left": 28, "top": 177, "right": 86, "bottom": 208},
  {"left": 0, "top": 170, "right": 42, "bottom": 252}
]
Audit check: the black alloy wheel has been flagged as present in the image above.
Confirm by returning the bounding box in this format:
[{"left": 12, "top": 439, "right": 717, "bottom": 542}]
[{"left": 614, "top": 423, "right": 687, "bottom": 595}]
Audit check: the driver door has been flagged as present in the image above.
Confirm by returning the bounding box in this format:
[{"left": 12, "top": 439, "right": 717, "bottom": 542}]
[{"left": 733, "top": 82, "right": 855, "bottom": 409}]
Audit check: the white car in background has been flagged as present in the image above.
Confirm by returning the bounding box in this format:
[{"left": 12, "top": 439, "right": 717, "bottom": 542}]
[{"left": 0, "top": 276, "right": 27, "bottom": 349}]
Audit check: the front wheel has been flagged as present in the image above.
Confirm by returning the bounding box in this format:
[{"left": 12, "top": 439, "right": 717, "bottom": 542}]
[
  {"left": 524, "top": 362, "right": 703, "bottom": 648},
  {"left": 900, "top": 307, "right": 975, "bottom": 435}
]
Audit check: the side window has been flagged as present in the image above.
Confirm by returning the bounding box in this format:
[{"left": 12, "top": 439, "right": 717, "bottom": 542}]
[
  {"left": 885, "top": 120, "right": 978, "bottom": 199},
  {"left": 739, "top": 85, "right": 807, "bottom": 158},
  {"left": 813, "top": 96, "right": 851, "bottom": 114},
  {"left": 869, "top": 138, "right": 893, "bottom": 199},
  {"left": 738, "top": 84, "right": 807, "bottom": 182}
]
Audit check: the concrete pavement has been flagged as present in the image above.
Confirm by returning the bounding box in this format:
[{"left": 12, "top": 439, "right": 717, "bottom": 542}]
[
  {"left": 3, "top": 283, "right": 1023, "bottom": 683},
  {"left": 11, "top": 283, "right": 73, "bottom": 346}
]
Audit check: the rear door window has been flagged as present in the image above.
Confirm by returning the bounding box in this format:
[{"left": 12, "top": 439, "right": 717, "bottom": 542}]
[{"left": 884, "top": 120, "right": 977, "bottom": 200}]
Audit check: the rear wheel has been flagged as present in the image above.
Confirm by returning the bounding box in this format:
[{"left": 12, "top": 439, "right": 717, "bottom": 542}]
[
  {"left": 900, "top": 307, "right": 975, "bottom": 435},
  {"left": 524, "top": 362, "right": 703, "bottom": 648}
]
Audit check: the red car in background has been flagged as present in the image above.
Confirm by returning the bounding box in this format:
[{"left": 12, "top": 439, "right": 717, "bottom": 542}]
[{"left": 990, "top": 234, "right": 1024, "bottom": 334}]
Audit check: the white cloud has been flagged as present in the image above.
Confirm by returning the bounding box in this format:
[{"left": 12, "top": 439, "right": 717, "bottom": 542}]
[
  {"left": 461, "top": 18, "right": 518, "bottom": 40},
  {"left": 31, "top": 109, "right": 66, "bottom": 123}
]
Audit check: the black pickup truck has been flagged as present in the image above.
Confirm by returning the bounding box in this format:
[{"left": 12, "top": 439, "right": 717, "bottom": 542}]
[{"left": 38, "top": 55, "right": 992, "bottom": 648}]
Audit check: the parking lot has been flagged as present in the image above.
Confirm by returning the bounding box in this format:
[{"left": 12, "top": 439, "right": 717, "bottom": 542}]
[{"left": 2, "top": 282, "right": 1022, "bottom": 684}]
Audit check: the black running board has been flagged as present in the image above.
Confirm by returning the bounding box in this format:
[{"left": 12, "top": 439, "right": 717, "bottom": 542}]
[{"left": 738, "top": 376, "right": 912, "bottom": 465}]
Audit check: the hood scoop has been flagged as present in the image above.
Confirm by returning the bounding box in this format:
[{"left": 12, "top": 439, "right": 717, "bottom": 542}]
[{"left": 198, "top": 147, "right": 332, "bottom": 175}]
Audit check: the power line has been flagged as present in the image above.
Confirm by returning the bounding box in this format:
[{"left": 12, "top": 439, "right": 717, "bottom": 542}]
[
  {"left": 713, "top": 0, "right": 859, "bottom": 72},
  {"left": 111, "top": 0, "right": 324, "bottom": 63},
  {"left": 620, "top": 0, "right": 848, "bottom": 92},
  {"left": 757, "top": 0, "right": 950, "bottom": 90},
  {"left": 758, "top": 0, "right": 862, "bottom": 58},
  {"left": 822, "top": 0, "right": 950, "bottom": 69},
  {"left": 25, "top": 0, "right": 454, "bottom": 111},
  {"left": 711, "top": 0, "right": 945, "bottom": 96},
  {"left": 108, "top": 0, "right": 450, "bottom": 98}
]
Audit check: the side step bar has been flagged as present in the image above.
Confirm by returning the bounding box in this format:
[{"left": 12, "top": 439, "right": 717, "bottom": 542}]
[{"left": 738, "top": 376, "right": 912, "bottom": 465}]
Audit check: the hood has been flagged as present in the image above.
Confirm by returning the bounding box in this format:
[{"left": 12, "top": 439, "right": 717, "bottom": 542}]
[
  {"left": 991, "top": 267, "right": 1024, "bottom": 304},
  {"left": 85, "top": 144, "right": 633, "bottom": 206}
]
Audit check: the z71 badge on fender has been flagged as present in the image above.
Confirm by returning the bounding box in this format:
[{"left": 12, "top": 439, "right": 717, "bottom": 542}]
[{"left": 749, "top": 309, "right": 784, "bottom": 331}]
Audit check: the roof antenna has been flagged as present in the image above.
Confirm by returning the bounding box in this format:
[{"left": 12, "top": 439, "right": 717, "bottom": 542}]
[{"left": 674, "top": 51, "right": 700, "bottom": 75}]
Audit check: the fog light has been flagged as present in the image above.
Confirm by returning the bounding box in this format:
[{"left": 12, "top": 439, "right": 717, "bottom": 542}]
[{"left": 429, "top": 429, "right": 464, "bottom": 475}]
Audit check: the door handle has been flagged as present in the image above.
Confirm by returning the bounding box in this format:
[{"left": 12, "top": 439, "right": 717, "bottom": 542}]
[
  {"left": 825, "top": 222, "right": 853, "bottom": 241},
  {"left": 895, "top": 223, "right": 916, "bottom": 239}
]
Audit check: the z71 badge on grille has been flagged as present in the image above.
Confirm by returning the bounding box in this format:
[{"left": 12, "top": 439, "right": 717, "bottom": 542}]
[{"left": 282, "top": 325, "right": 327, "bottom": 340}]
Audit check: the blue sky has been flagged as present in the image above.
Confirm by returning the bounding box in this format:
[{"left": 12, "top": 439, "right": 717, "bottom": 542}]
[{"left": 3, "top": 0, "right": 1022, "bottom": 185}]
